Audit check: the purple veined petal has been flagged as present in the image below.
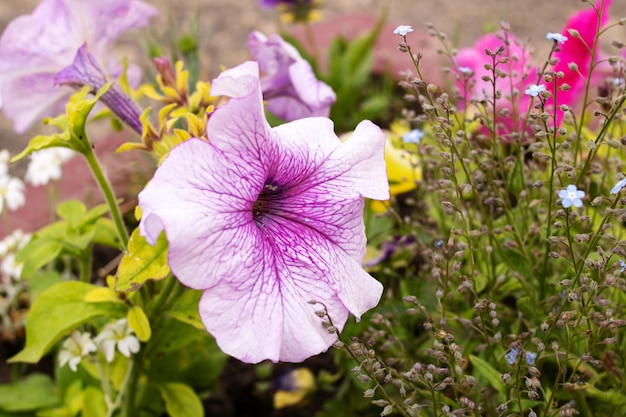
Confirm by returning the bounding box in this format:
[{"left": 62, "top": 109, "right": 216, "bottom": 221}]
[
  {"left": 210, "top": 61, "right": 261, "bottom": 99},
  {"left": 197, "top": 215, "right": 382, "bottom": 363},
  {"left": 299, "top": 120, "right": 390, "bottom": 201},
  {"left": 288, "top": 60, "right": 336, "bottom": 114},
  {"left": 138, "top": 138, "right": 265, "bottom": 288},
  {"left": 1, "top": 73, "right": 71, "bottom": 133}
]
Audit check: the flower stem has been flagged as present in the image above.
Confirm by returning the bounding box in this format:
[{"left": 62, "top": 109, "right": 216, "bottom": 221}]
[{"left": 82, "top": 146, "right": 129, "bottom": 249}]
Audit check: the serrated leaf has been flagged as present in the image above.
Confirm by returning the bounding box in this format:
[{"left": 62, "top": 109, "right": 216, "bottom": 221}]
[
  {"left": 9, "top": 282, "right": 125, "bottom": 364},
  {"left": 115, "top": 228, "right": 169, "bottom": 292},
  {"left": 158, "top": 382, "right": 204, "bottom": 417},
  {"left": 0, "top": 374, "right": 60, "bottom": 412},
  {"left": 127, "top": 305, "right": 151, "bottom": 342}
]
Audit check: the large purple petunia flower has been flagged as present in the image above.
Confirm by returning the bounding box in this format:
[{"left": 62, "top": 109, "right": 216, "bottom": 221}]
[
  {"left": 248, "top": 31, "right": 336, "bottom": 122},
  {"left": 0, "top": 0, "right": 156, "bottom": 133},
  {"left": 138, "top": 61, "right": 389, "bottom": 363}
]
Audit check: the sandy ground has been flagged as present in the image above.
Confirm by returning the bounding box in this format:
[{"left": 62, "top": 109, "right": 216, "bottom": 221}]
[{"left": 0, "top": 0, "right": 624, "bottom": 148}]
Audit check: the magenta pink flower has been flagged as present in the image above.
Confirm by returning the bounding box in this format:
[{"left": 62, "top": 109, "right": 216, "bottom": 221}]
[
  {"left": 546, "top": 0, "right": 612, "bottom": 113},
  {"left": 138, "top": 62, "right": 388, "bottom": 363},
  {"left": 454, "top": 32, "right": 535, "bottom": 137},
  {"left": 0, "top": 0, "right": 156, "bottom": 133},
  {"left": 248, "top": 31, "right": 336, "bottom": 122}
]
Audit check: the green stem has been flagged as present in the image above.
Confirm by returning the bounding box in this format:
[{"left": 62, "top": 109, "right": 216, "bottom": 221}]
[
  {"left": 78, "top": 249, "right": 93, "bottom": 283},
  {"left": 83, "top": 146, "right": 129, "bottom": 249}
]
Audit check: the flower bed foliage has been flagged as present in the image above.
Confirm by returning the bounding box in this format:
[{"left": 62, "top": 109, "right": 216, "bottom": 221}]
[{"left": 0, "top": 0, "right": 625, "bottom": 416}]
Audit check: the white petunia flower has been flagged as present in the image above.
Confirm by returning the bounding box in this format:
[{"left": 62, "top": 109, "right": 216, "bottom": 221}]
[
  {"left": 95, "top": 318, "right": 140, "bottom": 362},
  {"left": 58, "top": 331, "right": 97, "bottom": 372}
]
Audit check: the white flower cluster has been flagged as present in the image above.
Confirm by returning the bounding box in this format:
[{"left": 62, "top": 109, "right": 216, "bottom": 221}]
[
  {"left": 25, "top": 148, "right": 75, "bottom": 187},
  {"left": 58, "top": 318, "right": 141, "bottom": 372},
  {"left": 0, "top": 150, "right": 25, "bottom": 214},
  {"left": 0, "top": 229, "right": 31, "bottom": 336}
]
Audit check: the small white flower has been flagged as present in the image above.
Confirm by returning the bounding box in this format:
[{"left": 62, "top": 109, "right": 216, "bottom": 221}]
[
  {"left": 0, "top": 175, "right": 25, "bottom": 213},
  {"left": 546, "top": 32, "right": 568, "bottom": 44},
  {"left": 0, "top": 230, "right": 31, "bottom": 257},
  {"left": 0, "top": 150, "right": 11, "bottom": 177},
  {"left": 611, "top": 177, "right": 626, "bottom": 194},
  {"left": 458, "top": 66, "right": 473, "bottom": 75},
  {"left": 393, "top": 25, "right": 413, "bottom": 37},
  {"left": 1, "top": 253, "right": 23, "bottom": 281},
  {"left": 525, "top": 84, "right": 547, "bottom": 97},
  {"left": 25, "top": 148, "right": 75, "bottom": 187},
  {"left": 558, "top": 184, "right": 585, "bottom": 208},
  {"left": 95, "top": 318, "right": 140, "bottom": 362},
  {"left": 403, "top": 129, "right": 424, "bottom": 144},
  {"left": 58, "top": 331, "right": 97, "bottom": 372}
]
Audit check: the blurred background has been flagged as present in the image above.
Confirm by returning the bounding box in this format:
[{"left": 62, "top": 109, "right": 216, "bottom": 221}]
[{"left": 0, "top": 0, "right": 624, "bottom": 145}]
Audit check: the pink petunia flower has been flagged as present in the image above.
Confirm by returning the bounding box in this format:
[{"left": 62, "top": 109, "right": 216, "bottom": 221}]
[
  {"left": 248, "top": 31, "right": 336, "bottom": 122},
  {"left": 0, "top": 0, "right": 156, "bottom": 133},
  {"left": 138, "top": 61, "right": 388, "bottom": 363}
]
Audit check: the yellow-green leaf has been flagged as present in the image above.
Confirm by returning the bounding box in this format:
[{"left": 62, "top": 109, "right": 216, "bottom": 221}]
[
  {"left": 127, "top": 305, "right": 151, "bottom": 342},
  {"left": 9, "top": 282, "right": 125, "bottom": 364},
  {"left": 115, "top": 228, "right": 169, "bottom": 292},
  {"left": 84, "top": 287, "right": 124, "bottom": 304}
]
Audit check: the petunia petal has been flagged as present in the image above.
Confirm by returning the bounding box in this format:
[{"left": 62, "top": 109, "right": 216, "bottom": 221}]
[
  {"left": 1, "top": 73, "right": 71, "bottom": 133},
  {"left": 198, "top": 216, "right": 382, "bottom": 363}
]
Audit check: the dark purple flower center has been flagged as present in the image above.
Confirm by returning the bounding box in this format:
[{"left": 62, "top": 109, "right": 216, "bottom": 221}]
[{"left": 253, "top": 182, "right": 282, "bottom": 225}]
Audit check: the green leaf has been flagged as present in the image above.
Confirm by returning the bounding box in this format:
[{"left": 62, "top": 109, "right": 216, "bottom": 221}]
[
  {"left": 57, "top": 200, "right": 87, "bottom": 229},
  {"left": 82, "top": 386, "right": 106, "bottom": 417},
  {"left": 158, "top": 383, "right": 204, "bottom": 417},
  {"left": 26, "top": 271, "right": 63, "bottom": 301},
  {"left": 166, "top": 288, "right": 203, "bottom": 330},
  {"left": 127, "top": 305, "right": 152, "bottom": 342},
  {"left": 16, "top": 239, "right": 64, "bottom": 278},
  {"left": 469, "top": 355, "right": 506, "bottom": 396},
  {"left": 115, "top": 228, "right": 169, "bottom": 292},
  {"left": 0, "top": 374, "right": 60, "bottom": 413},
  {"left": 11, "top": 84, "right": 111, "bottom": 163},
  {"left": 9, "top": 281, "right": 126, "bottom": 364},
  {"left": 585, "top": 384, "right": 626, "bottom": 406},
  {"left": 92, "top": 218, "right": 119, "bottom": 248}
]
